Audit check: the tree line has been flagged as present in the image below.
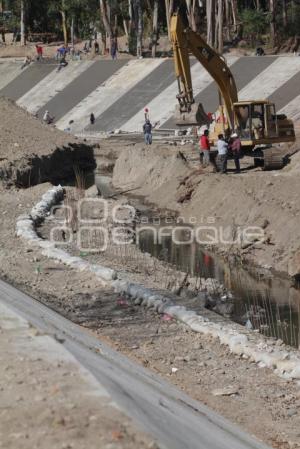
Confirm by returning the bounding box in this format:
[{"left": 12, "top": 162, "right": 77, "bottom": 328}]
[{"left": 0, "top": 0, "right": 299, "bottom": 54}]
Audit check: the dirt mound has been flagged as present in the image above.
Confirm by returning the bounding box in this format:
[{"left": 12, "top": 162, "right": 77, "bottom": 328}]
[
  {"left": 113, "top": 143, "right": 300, "bottom": 278},
  {"left": 0, "top": 97, "right": 75, "bottom": 161},
  {"left": 0, "top": 98, "right": 95, "bottom": 187},
  {"left": 113, "top": 145, "right": 191, "bottom": 208}
]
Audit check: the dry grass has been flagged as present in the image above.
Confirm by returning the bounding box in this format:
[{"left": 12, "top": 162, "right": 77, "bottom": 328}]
[{"left": 64, "top": 167, "right": 86, "bottom": 233}]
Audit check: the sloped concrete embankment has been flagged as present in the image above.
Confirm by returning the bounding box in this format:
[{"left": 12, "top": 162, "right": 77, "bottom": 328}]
[{"left": 1, "top": 57, "right": 300, "bottom": 135}]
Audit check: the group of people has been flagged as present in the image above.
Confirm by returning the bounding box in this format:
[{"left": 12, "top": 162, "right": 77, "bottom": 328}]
[
  {"left": 32, "top": 37, "right": 119, "bottom": 71},
  {"left": 200, "top": 129, "right": 241, "bottom": 174},
  {"left": 83, "top": 38, "right": 118, "bottom": 59},
  {"left": 43, "top": 111, "right": 96, "bottom": 128},
  {"left": 83, "top": 39, "right": 100, "bottom": 54},
  {"left": 34, "top": 44, "right": 70, "bottom": 71}
]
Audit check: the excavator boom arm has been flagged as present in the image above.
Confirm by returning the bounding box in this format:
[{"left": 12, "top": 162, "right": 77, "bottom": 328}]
[{"left": 170, "top": 13, "right": 238, "bottom": 128}]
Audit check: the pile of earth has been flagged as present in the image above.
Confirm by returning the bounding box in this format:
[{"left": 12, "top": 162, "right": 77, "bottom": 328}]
[{"left": 0, "top": 98, "right": 95, "bottom": 187}]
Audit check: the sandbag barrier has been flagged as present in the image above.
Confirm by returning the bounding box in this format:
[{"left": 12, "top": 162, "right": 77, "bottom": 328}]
[
  {"left": 16, "top": 186, "right": 117, "bottom": 283},
  {"left": 16, "top": 187, "right": 300, "bottom": 381},
  {"left": 112, "top": 279, "right": 300, "bottom": 380}
]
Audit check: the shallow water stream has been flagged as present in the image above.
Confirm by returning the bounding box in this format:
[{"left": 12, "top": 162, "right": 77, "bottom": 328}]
[
  {"left": 93, "top": 166, "right": 300, "bottom": 348},
  {"left": 137, "top": 225, "right": 300, "bottom": 348}
]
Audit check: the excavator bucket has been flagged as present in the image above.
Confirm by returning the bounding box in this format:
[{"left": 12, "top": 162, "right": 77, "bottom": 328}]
[{"left": 175, "top": 103, "right": 209, "bottom": 127}]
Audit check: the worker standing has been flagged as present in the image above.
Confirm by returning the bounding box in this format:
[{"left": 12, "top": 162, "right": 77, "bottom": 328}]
[
  {"left": 111, "top": 38, "right": 118, "bottom": 60},
  {"left": 90, "top": 113, "right": 95, "bottom": 125},
  {"left": 35, "top": 45, "right": 43, "bottom": 61},
  {"left": 217, "top": 134, "right": 228, "bottom": 174},
  {"left": 94, "top": 41, "right": 100, "bottom": 54},
  {"left": 200, "top": 129, "right": 210, "bottom": 167},
  {"left": 143, "top": 119, "right": 153, "bottom": 145},
  {"left": 230, "top": 133, "right": 241, "bottom": 174},
  {"left": 43, "top": 110, "right": 54, "bottom": 125}
]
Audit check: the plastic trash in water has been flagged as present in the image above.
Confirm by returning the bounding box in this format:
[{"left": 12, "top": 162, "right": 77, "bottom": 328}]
[{"left": 117, "top": 296, "right": 128, "bottom": 307}]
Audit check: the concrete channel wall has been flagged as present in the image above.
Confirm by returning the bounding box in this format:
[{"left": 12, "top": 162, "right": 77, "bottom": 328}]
[{"left": 1, "top": 56, "right": 300, "bottom": 135}]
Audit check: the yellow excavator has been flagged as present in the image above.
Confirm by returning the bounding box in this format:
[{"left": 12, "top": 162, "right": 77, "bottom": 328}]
[{"left": 170, "top": 13, "right": 296, "bottom": 169}]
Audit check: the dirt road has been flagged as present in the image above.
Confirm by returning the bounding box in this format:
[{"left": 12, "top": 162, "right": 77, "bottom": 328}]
[
  {"left": 0, "top": 293, "right": 155, "bottom": 449},
  {"left": 0, "top": 279, "right": 273, "bottom": 449}
]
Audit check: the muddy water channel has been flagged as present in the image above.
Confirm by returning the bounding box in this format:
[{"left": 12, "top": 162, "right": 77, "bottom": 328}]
[
  {"left": 137, "top": 223, "right": 300, "bottom": 348},
  {"left": 90, "top": 163, "right": 300, "bottom": 347}
]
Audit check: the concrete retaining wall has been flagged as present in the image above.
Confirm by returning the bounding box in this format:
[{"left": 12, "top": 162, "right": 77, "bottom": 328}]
[{"left": 1, "top": 56, "right": 300, "bottom": 135}]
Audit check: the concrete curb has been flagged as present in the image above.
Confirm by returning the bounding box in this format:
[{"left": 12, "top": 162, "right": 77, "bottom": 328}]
[
  {"left": 16, "top": 187, "right": 300, "bottom": 381},
  {"left": 16, "top": 186, "right": 117, "bottom": 283}
]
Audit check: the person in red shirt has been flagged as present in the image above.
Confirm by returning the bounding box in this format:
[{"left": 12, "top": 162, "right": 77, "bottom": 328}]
[
  {"left": 36, "top": 45, "right": 43, "bottom": 61},
  {"left": 207, "top": 112, "right": 213, "bottom": 123},
  {"left": 200, "top": 129, "right": 210, "bottom": 166}
]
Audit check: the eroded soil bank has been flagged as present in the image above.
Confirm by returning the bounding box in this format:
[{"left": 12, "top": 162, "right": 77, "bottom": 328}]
[
  {"left": 0, "top": 98, "right": 96, "bottom": 187},
  {"left": 112, "top": 142, "right": 300, "bottom": 279}
]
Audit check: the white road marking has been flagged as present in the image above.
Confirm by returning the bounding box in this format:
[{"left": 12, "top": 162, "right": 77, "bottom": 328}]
[
  {"left": 120, "top": 56, "right": 239, "bottom": 132},
  {"left": 17, "top": 61, "right": 94, "bottom": 114},
  {"left": 56, "top": 59, "right": 164, "bottom": 132}
]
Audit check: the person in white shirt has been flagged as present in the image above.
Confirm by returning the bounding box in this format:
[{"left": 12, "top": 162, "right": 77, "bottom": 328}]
[
  {"left": 43, "top": 111, "right": 54, "bottom": 125},
  {"left": 217, "top": 134, "right": 228, "bottom": 174}
]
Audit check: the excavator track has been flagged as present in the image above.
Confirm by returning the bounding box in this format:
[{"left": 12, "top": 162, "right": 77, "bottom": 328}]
[
  {"left": 262, "top": 148, "right": 288, "bottom": 170},
  {"left": 263, "top": 150, "right": 287, "bottom": 170}
]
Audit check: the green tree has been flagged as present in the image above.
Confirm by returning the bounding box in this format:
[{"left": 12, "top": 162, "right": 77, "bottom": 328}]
[{"left": 240, "top": 9, "right": 268, "bottom": 45}]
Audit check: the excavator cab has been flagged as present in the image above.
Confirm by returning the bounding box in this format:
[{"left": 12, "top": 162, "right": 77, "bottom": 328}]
[{"left": 233, "top": 101, "right": 295, "bottom": 146}]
